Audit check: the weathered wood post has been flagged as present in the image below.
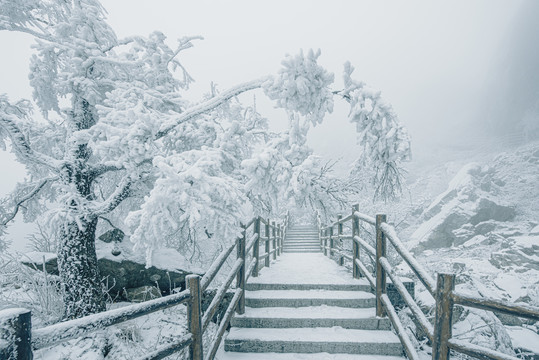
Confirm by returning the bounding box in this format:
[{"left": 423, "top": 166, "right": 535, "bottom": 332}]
[
  {"left": 375, "top": 214, "right": 387, "bottom": 317},
  {"left": 329, "top": 226, "right": 334, "bottom": 256},
  {"left": 277, "top": 224, "right": 282, "bottom": 256},
  {"left": 187, "top": 275, "right": 203, "bottom": 360},
  {"left": 323, "top": 228, "right": 328, "bottom": 256},
  {"left": 337, "top": 214, "right": 344, "bottom": 266},
  {"left": 236, "top": 226, "right": 246, "bottom": 315},
  {"left": 352, "top": 204, "right": 361, "bottom": 279},
  {"left": 265, "top": 219, "right": 270, "bottom": 267},
  {"left": 0, "top": 308, "right": 32, "bottom": 360},
  {"left": 252, "top": 217, "right": 261, "bottom": 277},
  {"left": 432, "top": 273, "right": 455, "bottom": 360},
  {"left": 272, "top": 221, "right": 277, "bottom": 260}
]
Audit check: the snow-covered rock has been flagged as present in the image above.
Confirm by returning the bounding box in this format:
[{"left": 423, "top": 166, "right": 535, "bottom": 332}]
[
  {"left": 409, "top": 162, "right": 517, "bottom": 252},
  {"left": 20, "top": 237, "right": 204, "bottom": 300},
  {"left": 404, "top": 142, "right": 539, "bottom": 355}
]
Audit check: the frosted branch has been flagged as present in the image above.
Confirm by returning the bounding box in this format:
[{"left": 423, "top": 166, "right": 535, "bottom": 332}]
[
  {"left": 0, "top": 114, "right": 61, "bottom": 170},
  {"left": 155, "top": 77, "right": 269, "bottom": 139},
  {"left": 0, "top": 176, "right": 57, "bottom": 226},
  {"left": 91, "top": 175, "right": 133, "bottom": 216}
]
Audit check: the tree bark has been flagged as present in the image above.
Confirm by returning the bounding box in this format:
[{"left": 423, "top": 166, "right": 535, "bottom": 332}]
[
  {"left": 58, "top": 216, "right": 106, "bottom": 319},
  {"left": 57, "top": 96, "right": 106, "bottom": 319}
]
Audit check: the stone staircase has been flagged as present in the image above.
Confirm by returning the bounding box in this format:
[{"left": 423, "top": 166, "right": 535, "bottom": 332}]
[
  {"left": 218, "top": 225, "right": 405, "bottom": 359},
  {"left": 283, "top": 224, "right": 321, "bottom": 253}
]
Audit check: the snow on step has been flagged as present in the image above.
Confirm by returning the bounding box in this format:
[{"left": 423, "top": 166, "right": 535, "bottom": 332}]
[
  {"left": 216, "top": 350, "right": 404, "bottom": 360},
  {"left": 245, "top": 289, "right": 375, "bottom": 308},
  {"left": 236, "top": 305, "right": 380, "bottom": 319},
  {"left": 231, "top": 306, "right": 391, "bottom": 330},
  {"left": 225, "top": 327, "right": 403, "bottom": 355},
  {"left": 246, "top": 289, "right": 374, "bottom": 300},
  {"left": 251, "top": 253, "right": 366, "bottom": 285},
  {"left": 246, "top": 282, "right": 370, "bottom": 291}
]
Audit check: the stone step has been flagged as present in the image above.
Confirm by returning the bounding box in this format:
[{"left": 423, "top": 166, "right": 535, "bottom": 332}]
[
  {"left": 284, "top": 239, "right": 319, "bottom": 242},
  {"left": 231, "top": 306, "right": 391, "bottom": 330},
  {"left": 284, "top": 239, "right": 320, "bottom": 242},
  {"left": 283, "top": 249, "right": 321, "bottom": 253},
  {"left": 283, "top": 243, "right": 320, "bottom": 248},
  {"left": 286, "top": 235, "right": 318, "bottom": 237},
  {"left": 246, "top": 282, "right": 371, "bottom": 292},
  {"left": 284, "top": 243, "right": 319, "bottom": 246},
  {"left": 224, "top": 327, "right": 403, "bottom": 355},
  {"left": 216, "top": 351, "right": 405, "bottom": 360},
  {"left": 245, "top": 289, "right": 375, "bottom": 308}
]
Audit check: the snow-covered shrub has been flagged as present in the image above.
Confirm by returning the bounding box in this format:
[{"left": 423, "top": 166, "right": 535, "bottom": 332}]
[{"left": 0, "top": 255, "right": 64, "bottom": 326}]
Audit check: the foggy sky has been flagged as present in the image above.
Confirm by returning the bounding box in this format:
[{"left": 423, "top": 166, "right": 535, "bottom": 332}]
[{"left": 0, "top": 1, "right": 534, "bottom": 248}]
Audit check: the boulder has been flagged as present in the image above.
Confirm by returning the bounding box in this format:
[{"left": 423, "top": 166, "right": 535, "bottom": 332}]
[
  {"left": 20, "top": 236, "right": 203, "bottom": 301},
  {"left": 469, "top": 199, "right": 516, "bottom": 225},
  {"left": 20, "top": 252, "right": 59, "bottom": 275}
]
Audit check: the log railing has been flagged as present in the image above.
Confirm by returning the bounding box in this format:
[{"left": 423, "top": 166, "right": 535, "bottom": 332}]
[
  {"left": 0, "top": 214, "right": 289, "bottom": 360},
  {"left": 319, "top": 205, "right": 539, "bottom": 360}
]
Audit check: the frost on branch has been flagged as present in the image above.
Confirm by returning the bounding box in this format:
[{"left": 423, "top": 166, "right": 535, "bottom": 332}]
[
  {"left": 263, "top": 49, "right": 334, "bottom": 126},
  {"left": 126, "top": 150, "right": 248, "bottom": 267},
  {"left": 341, "top": 62, "right": 411, "bottom": 201}
]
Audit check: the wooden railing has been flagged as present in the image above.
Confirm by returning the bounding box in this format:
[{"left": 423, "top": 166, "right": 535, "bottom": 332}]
[
  {"left": 319, "top": 205, "right": 539, "bottom": 360},
  {"left": 0, "top": 214, "right": 289, "bottom": 360}
]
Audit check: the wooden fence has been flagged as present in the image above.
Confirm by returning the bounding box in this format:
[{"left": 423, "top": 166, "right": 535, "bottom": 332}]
[
  {"left": 0, "top": 214, "right": 288, "bottom": 360},
  {"left": 318, "top": 205, "right": 539, "bottom": 360}
]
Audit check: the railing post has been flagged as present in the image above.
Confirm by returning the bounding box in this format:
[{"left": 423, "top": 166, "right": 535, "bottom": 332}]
[
  {"left": 375, "top": 214, "right": 387, "bottom": 317},
  {"left": 277, "top": 224, "right": 282, "bottom": 256},
  {"left": 265, "top": 219, "right": 270, "bottom": 267},
  {"left": 187, "top": 275, "right": 203, "bottom": 360},
  {"left": 432, "top": 273, "right": 455, "bottom": 360},
  {"left": 0, "top": 308, "right": 32, "bottom": 360},
  {"left": 252, "top": 217, "right": 260, "bottom": 277},
  {"left": 352, "top": 204, "right": 360, "bottom": 279},
  {"left": 236, "top": 226, "right": 246, "bottom": 315},
  {"left": 323, "top": 229, "right": 328, "bottom": 256},
  {"left": 272, "top": 221, "right": 277, "bottom": 260},
  {"left": 337, "top": 214, "right": 344, "bottom": 266},
  {"left": 329, "top": 226, "right": 334, "bottom": 257}
]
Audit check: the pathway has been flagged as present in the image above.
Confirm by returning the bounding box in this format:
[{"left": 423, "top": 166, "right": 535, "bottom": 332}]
[{"left": 217, "top": 224, "right": 405, "bottom": 359}]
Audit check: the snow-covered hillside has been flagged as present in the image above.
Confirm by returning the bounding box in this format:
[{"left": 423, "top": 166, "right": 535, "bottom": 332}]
[{"left": 402, "top": 141, "right": 539, "bottom": 357}]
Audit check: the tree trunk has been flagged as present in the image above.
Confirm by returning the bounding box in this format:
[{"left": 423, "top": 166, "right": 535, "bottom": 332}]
[{"left": 57, "top": 215, "right": 106, "bottom": 319}]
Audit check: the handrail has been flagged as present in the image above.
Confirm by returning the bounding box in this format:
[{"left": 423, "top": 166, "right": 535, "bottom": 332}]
[
  {"left": 353, "top": 235, "right": 375, "bottom": 257},
  {"left": 33, "top": 289, "right": 191, "bottom": 349},
  {"left": 353, "top": 210, "right": 376, "bottom": 225},
  {"left": 201, "top": 258, "right": 243, "bottom": 331},
  {"left": 379, "top": 257, "right": 433, "bottom": 339},
  {"left": 245, "top": 232, "right": 258, "bottom": 253},
  {"left": 452, "top": 292, "right": 539, "bottom": 321},
  {"left": 201, "top": 242, "right": 236, "bottom": 292},
  {"left": 380, "top": 223, "right": 436, "bottom": 295},
  {"left": 2, "top": 213, "right": 288, "bottom": 360},
  {"left": 319, "top": 204, "right": 539, "bottom": 360}
]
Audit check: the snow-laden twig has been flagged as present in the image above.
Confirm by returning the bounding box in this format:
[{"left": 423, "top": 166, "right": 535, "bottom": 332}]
[
  {"left": 1, "top": 177, "right": 58, "bottom": 226},
  {"left": 155, "top": 77, "right": 269, "bottom": 139}
]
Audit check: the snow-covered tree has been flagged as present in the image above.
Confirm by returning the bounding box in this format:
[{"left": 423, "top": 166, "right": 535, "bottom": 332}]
[
  {"left": 0, "top": 0, "right": 410, "bottom": 318},
  {"left": 338, "top": 62, "right": 412, "bottom": 202}
]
